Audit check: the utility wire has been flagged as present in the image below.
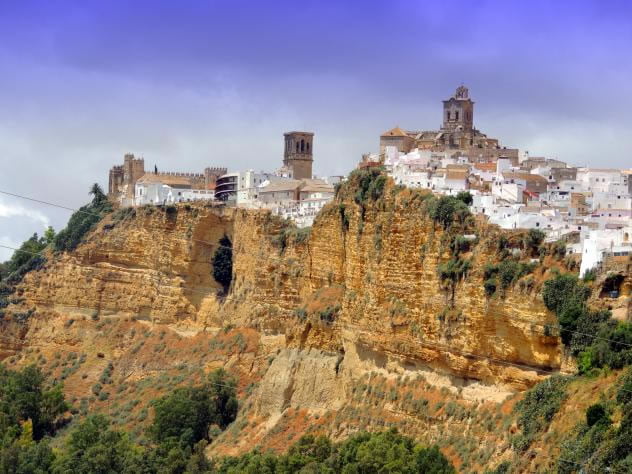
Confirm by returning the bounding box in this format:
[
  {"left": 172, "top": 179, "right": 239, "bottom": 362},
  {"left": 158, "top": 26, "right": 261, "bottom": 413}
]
[{"left": 0, "top": 189, "right": 237, "bottom": 252}]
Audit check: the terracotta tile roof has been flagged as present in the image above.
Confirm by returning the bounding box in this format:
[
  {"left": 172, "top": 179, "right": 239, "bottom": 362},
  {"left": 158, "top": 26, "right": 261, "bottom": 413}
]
[
  {"left": 381, "top": 126, "right": 409, "bottom": 137},
  {"left": 502, "top": 172, "right": 548, "bottom": 184},
  {"left": 259, "top": 180, "right": 302, "bottom": 193},
  {"left": 472, "top": 162, "right": 497, "bottom": 172},
  {"left": 136, "top": 173, "right": 194, "bottom": 187},
  {"left": 446, "top": 170, "right": 468, "bottom": 180}
]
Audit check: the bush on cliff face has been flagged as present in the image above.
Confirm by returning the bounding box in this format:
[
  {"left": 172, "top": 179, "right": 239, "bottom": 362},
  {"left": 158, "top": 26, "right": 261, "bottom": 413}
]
[
  {"left": 53, "top": 183, "right": 112, "bottom": 252},
  {"left": 429, "top": 195, "right": 470, "bottom": 229},
  {"left": 512, "top": 375, "right": 570, "bottom": 452},
  {"left": 483, "top": 260, "right": 536, "bottom": 297},
  {"left": 541, "top": 273, "right": 632, "bottom": 373},
  {"left": 335, "top": 168, "right": 388, "bottom": 224},
  {"left": 523, "top": 229, "right": 545, "bottom": 256},
  {"left": 1, "top": 232, "right": 49, "bottom": 286},
  {"left": 212, "top": 235, "right": 233, "bottom": 293},
  {"left": 438, "top": 257, "right": 472, "bottom": 306}
]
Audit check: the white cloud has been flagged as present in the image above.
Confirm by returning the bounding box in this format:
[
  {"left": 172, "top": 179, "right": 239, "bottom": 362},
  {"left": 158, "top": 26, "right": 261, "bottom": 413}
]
[{"left": 0, "top": 199, "right": 50, "bottom": 227}]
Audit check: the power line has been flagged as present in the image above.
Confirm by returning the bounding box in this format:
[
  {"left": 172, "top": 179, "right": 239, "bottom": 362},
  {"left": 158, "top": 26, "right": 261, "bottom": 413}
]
[{"left": 0, "top": 189, "right": 237, "bottom": 252}]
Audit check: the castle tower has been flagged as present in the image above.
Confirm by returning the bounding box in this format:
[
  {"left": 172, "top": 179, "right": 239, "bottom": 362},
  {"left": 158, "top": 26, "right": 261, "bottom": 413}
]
[
  {"left": 283, "top": 131, "right": 314, "bottom": 180},
  {"left": 442, "top": 85, "right": 474, "bottom": 132},
  {"left": 122, "top": 153, "right": 145, "bottom": 199}
]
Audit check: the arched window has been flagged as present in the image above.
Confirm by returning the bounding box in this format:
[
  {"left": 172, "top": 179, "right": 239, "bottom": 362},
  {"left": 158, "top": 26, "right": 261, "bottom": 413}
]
[
  {"left": 301, "top": 139, "right": 305, "bottom": 152},
  {"left": 455, "top": 111, "right": 459, "bottom": 121},
  {"left": 447, "top": 111, "right": 451, "bottom": 121},
  {"left": 306, "top": 142, "right": 310, "bottom": 152}
]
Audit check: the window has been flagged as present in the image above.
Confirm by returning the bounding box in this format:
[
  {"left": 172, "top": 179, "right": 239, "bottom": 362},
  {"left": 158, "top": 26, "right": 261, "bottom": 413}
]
[
  {"left": 455, "top": 111, "right": 459, "bottom": 121},
  {"left": 300, "top": 139, "right": 305, "bottom": 152},
  {"left": 447, "top": 111, "right": 451, "bottom": 120}
]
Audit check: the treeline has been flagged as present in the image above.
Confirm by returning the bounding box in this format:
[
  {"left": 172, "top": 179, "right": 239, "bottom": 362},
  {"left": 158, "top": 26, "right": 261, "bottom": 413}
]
[
  {"left": 0, "top": 363, "right": 455, "bottom": 473},
  {"left": 1, "top": 184, "right": 111, "bottom": 321},
  {"left": 0, "top": 365, "right": 239, "bottom": 474},
  {"left": 217, "top": 430, "right": 454, "bottom": 474}
]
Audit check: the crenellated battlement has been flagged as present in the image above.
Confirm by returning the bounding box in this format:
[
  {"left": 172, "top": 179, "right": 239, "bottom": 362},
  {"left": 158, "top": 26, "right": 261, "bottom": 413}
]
[
  {"left": 108, "top": 153, "right": 226, "bottom": 202},
  {"left": 158, "top": 171, "right": 205, "bottom": 178}
]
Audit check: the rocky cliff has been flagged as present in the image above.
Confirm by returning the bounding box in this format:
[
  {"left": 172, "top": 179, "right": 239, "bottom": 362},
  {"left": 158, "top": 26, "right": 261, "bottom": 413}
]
[{"left": 0, "top": 176, "right": 577, "bottom": 471}]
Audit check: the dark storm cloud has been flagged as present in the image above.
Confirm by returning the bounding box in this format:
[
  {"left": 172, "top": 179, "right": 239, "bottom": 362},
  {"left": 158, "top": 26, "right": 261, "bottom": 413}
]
[{"left": 0, "top": 0, "right": 631, "bottom": 256}]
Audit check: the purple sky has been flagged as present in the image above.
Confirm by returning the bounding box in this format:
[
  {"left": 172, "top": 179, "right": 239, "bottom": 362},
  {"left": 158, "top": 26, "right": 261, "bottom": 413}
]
[{"left": 1, "top": 0, "right": 631, "bottom": 259}]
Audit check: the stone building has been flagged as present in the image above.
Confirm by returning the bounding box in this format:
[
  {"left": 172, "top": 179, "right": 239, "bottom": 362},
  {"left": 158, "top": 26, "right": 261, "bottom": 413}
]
[
  {"left": 283, "top": 131, "right": 314, "bottom": 180},
  {"left": 379, "top": 86, "right": 517, "bottom": 161},
  {"left": 107, "top": 153, "right": 226, "bottom": 206}
]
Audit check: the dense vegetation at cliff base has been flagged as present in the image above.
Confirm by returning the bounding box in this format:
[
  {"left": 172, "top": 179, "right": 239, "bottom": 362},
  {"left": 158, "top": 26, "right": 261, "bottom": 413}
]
[{"left": 0, "top": 363, "right": 454, "bottom": 473}]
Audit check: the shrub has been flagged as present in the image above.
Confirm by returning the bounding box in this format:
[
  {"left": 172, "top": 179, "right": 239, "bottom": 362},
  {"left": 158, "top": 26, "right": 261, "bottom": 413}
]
[
  {"left": 617, "top": 369, "right": 632, "bottom": 405},
  {"left": 582, "top": 268, "right": 597, "bottom": 282},
  {"left": 484, "top": 278, "right": 497, "bottom": 297},
  {"left": 552, "top": 240, "right": 567, "bottom": 259},
  {"left": 543, "top": 274, "right": 590, "bottom": 317},
  {"left": 513, "top": 375, "right": 569, "bottom": 451},
  {"left": 212, "top": 235, "right": 233, "bottom": 293},
  {"left": 450, "top": 235, "right": 473, "bottom": 256},
  {"left": 438, "top": 257, "right": 471, "bottom": 306},
  {"left": 586, "top": 404, "right": 609, "bottom": 427},
  {"left": 53, "top": 184, "right": 112, "bottom": 252},
  {"left": 319, "top": 305, "right": 340, "bottom": 324},
  {"left": 524, "top": 229, "right": 545, "bottom": 256}
]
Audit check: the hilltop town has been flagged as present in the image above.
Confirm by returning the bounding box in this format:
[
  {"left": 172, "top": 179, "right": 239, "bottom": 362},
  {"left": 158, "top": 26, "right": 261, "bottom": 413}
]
[{"left": 107, "top": 85, "right": 631, "bottom": 283}]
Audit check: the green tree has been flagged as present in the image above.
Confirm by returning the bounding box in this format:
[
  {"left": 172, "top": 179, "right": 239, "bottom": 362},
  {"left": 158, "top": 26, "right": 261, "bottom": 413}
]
[
  {"left": 89, "top": 183, "right": 107, "bottom": 205},
  {"left": 52, "top": 415, "right": 141, "bottom": 474},
  {"left": 43, "top": 227, "right": 56, "bottom": 246},
  {"left": 53, "top": 184, "right": 112, "bottom": 253},
  {"left": 456, "top": 191, "right": 473, "bottom": 206},
  {"left": 0, "top": 364, "right": 68, "bottom": 441},
  {"left": 415, "top": 445, "right": 455, "bottom": 473},
  {"left": 430, "top": 196, "right": 470, "bottom": 229},
  {"left": 3, "top": 234, "right": 47, "bottom": 284},
  {"left": 150, "top": 369, "right": 237, "bottom": 447}
]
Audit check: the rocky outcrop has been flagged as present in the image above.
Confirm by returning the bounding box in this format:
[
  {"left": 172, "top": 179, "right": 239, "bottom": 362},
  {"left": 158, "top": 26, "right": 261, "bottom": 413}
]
[{"left": 0, "top": 180, "right": 569, "bottom": 465}]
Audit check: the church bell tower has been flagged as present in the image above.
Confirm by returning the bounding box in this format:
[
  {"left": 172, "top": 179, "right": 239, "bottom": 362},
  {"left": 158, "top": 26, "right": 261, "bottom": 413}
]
[
  {"left": 442, "top": 85, "right": 474, "bottom": 132},
  {"left": 283, "top": 131, "right": 314, "bottom": 180}
]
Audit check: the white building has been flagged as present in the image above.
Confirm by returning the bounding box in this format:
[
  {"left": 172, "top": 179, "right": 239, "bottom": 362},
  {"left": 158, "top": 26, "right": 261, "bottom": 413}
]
[
  {"left": 134, "top": 175, "right": 214, "bottom": 206},
  {"left": 579, "top": 227, "right": 632, "bottom": 277}
]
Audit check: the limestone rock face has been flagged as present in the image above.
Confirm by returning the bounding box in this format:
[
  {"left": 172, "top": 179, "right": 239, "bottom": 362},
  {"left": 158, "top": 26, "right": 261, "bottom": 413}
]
[
  {"left": 0, "top": 185, "right": 569, "bottom": 463},
  {"left": 6, "top": 191, "right": 563, "bottom": 384}
]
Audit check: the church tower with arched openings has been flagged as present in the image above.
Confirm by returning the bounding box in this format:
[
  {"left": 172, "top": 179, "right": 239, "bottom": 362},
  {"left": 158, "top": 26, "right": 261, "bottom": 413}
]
[
  {"left": 442, "top": 85, "right": 474, "bottom": 132},
  {"left": 283, "top": 131, "right": 314, "bottom": 180}
]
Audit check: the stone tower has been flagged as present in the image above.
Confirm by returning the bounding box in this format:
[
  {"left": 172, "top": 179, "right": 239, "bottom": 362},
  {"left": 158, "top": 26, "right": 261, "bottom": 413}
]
[
  {"left": 442, "top": 85, "right": 474, "bottom": 132},
  {"left": 283, "top": 131, "right": 314, "bottom": 180},
  {"left": 122, "top": 153, "right": 145, "bottom": 199}
]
